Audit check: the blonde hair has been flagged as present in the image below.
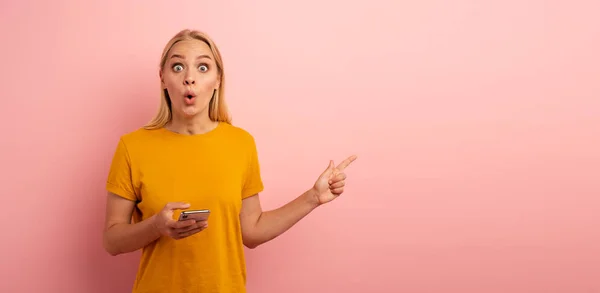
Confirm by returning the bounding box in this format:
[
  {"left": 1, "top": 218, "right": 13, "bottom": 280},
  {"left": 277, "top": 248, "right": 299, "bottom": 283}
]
[{"left": 144, "top": 29, "right": 231, "bottom": 129}]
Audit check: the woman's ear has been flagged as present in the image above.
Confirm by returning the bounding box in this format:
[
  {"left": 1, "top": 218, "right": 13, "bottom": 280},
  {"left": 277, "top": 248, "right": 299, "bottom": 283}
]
[{"left": 159, "top": 69, "right": 165, "bottom": 88}]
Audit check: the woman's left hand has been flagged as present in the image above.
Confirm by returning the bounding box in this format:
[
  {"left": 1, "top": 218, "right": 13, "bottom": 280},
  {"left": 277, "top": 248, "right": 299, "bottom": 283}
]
[{"left": 312, "top": 155, "right": 357, "bottom": 205}]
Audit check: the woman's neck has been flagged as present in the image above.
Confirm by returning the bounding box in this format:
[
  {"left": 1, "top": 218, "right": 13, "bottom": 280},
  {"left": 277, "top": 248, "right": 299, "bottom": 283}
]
[{"left": 166, "top": 114, "right": 218, "bottom": 135}]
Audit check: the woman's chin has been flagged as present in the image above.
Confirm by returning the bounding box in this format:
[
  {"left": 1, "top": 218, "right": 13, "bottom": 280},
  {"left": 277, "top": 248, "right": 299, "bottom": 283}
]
[
  {"left": 177, "top": 105, "right": 206, "bottom": 118},
  {"left": 182, "top": 107, "right": 198, "bottom": 117}
]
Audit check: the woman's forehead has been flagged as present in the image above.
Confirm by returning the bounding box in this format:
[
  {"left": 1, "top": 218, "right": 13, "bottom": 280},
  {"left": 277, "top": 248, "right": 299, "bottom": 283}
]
[{"left": 168, "top": 39, "right": 213, "bottom": 59}]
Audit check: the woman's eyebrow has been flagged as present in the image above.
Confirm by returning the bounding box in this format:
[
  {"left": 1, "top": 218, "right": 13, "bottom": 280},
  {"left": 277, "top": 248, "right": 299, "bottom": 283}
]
[{"left": 169, "top": 54, "right": 212, "bottom": 60}]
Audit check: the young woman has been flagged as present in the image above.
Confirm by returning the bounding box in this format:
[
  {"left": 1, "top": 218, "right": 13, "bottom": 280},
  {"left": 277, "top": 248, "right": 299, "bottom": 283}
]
[{"left": 103, "top": 29, "right": 357, "bottom": 293}]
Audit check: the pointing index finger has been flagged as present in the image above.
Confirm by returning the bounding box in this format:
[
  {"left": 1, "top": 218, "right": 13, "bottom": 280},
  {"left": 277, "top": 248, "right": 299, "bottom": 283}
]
[{"left": 336, "top": 155, "right": 357, "bottom": 171}]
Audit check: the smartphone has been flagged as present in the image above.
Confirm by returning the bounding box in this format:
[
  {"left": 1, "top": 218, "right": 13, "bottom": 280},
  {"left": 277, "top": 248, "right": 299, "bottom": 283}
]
[{"left": 178, "top": 209, "right": 211, "bottom": 222}]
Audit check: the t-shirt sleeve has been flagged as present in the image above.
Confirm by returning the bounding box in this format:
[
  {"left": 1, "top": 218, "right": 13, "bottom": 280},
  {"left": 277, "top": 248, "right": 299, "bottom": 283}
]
[
  {"left": 106, "top": 137, "right": 138, "bottom": 202},
  {"left": 242, "top": 135, "right": 264, "bottom": 199}
]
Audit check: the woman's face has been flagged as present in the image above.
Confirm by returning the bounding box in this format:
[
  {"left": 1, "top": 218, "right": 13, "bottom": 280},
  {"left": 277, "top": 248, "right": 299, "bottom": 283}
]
[{"left": 160, "top": 39, "right": 220, "bottom": 119}]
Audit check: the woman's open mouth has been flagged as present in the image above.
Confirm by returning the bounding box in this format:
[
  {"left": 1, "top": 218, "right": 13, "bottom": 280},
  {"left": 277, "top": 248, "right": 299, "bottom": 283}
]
[{"left": 184, "top": 91, "right": 196, "bottom": 105}]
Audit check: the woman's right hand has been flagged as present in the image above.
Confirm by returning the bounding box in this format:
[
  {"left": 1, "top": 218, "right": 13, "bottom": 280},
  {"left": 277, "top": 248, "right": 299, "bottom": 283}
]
[{"left": 152, "top": 202, "right": 208, "bottom": 240}]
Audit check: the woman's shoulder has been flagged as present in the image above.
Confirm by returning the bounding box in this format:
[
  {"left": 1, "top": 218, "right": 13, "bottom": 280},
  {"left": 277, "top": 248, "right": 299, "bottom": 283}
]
[
  {"left": 219, "top": 123, "right": 254, "bottom": 138},
  {"left": 113, "top": 127, "right": 165, "bottom": 151},
  {"left": 218, "top": 123, "right": 259, "bottom": 148},
  {"left": 120, "top": 127, "right": 161, "bottom": 140}
]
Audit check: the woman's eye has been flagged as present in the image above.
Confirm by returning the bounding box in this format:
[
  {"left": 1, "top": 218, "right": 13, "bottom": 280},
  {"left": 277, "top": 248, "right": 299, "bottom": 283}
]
[
  {"left": 199, "top": 65, "right": 208, "bottom": 72},
  {"left": 173, "top": 64, "right": 183, "bottom": 72}
]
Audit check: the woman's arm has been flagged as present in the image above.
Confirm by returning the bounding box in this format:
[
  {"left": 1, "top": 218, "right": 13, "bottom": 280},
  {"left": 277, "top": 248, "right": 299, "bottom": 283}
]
[
  {"left": 240, "top": 156, "right": 357, "bottom": 248},
  {"left": 102, "top": 192, "right": 203, "bottom": 255},
  {"left": 102, "top": 192, "right": 162, "bottom": 255},
  {"left": 239, "top": 189, "right": 319, "bottom": 249}
]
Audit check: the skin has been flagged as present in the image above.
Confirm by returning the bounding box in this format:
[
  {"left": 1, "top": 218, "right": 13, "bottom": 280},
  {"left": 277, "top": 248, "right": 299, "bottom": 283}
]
[{"left": 102, "top": 39, "right": 357, "bottom": 255}]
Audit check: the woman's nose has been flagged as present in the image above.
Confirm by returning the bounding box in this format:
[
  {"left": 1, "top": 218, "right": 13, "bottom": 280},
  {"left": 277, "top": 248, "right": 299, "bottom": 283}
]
[{"left": 184, "top": 77, "right": 195, "bottom": 85}]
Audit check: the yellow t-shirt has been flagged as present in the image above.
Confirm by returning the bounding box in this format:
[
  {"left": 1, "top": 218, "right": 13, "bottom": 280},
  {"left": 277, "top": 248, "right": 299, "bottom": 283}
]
[{"left": 106, "top": 122, "right": 264, "bottom": 293}]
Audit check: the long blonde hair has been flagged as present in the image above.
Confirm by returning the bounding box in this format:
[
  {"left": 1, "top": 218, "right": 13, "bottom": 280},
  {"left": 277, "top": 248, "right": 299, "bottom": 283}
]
[{"left": 144, "top": 29, "right": 231, "bottom": 129}]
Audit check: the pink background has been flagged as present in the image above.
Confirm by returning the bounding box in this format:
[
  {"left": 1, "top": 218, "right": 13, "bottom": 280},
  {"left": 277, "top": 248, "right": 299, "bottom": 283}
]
[{"left": 1, "top": 0, "right": 599, "bottom": 292}]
